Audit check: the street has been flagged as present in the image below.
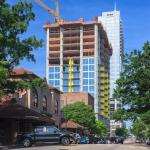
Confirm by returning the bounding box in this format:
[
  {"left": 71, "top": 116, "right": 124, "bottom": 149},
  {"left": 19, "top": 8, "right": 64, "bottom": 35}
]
[{"left": 12, "top": 144, "right": 149, "bottom": 150}]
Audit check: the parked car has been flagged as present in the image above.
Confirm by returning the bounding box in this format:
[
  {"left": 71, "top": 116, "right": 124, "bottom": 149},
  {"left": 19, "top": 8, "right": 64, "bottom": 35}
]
[
  {"left": 73, "top": 133, "right": 81, "bottom": 144},
  {"left": 115, "top": 137, "right": 124, "bottom": 144},
  {"left": 80, "top": 136, "right": 89, "bottom": 144},
  {"left": 135, "top": 138, "right": 145, "bottom": 143},
  {"left": 17, "top": 126, "right": 77, "bottom": 147},
  {"left": 146, "top": 138, "right": 150, "bottom": 145}
]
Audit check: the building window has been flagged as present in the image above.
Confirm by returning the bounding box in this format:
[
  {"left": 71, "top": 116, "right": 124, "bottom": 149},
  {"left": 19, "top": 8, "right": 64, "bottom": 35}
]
[
  {"left": 89, "top": 58, "right": 94, "bottom": 64},
  {"left": 63, "top": 73, "right": 69, "bottom": 78},
  {"left": 89, "top": 86, "right": 94, "bottom": 92},
  {"left": 83, "top": 59, "right": 88, "bottom": 64},
  {"left": 33, "top": 89, "right": 38, "bottom": 108},
  {"left": 49, "top": 80, "right": 54, "bottom": 85},
  {"left": 55, "top": 73, "right": 60, "bottom": 79},
  {"left": 55, "top": 67, "right": 60, "bottom": 72},
  {"left": 89, "top": 72, "right": 94, "bottom": 78},
  {"left": 74, "top": 73, "right": 80, "bottom": 78},
  {"left": 74, "top": 86, "right": 80, "bottom": 92},
  {"left": 89, "top": 79, "right": 94, "bottom": 85},
  {"left": 83, "top": 72, "right": 88, "bottom": 78},
  {"left": 83, "top": 65, "right": 88, "bottom": 71},
  {"left": 83, "top": 86, "right": 88, "bottom": 91},
  {"left": 63, "top": 80, "right": 68, "bottom": 85},
  {"left": 63, "top": 87, "right": 68, "bottom": 92},
  {"left": 55, "top": 80, "right": 60, "bottom": 86},
  {"left": 74, "top": 80, "right": 80, "bottom": 85},
  {"left": 42, "top": 96, "right": 47, "bottom": 111},
  {"left": 83, "top": 79, "right": 88, "bottom": 85},
  {"left": 49, "top": 67, "right": 54, "bottom": 72},
  {"left": 89, "top": 65, "right": 94, "bottom": 71},
  {"left": 49, "top": 74, "right": 54, "bottom": 79}
]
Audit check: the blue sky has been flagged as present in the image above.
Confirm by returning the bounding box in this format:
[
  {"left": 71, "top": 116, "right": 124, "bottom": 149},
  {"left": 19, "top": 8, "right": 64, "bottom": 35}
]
[{"left": 8, "top": 0, "right": 150, "bottom": 78}]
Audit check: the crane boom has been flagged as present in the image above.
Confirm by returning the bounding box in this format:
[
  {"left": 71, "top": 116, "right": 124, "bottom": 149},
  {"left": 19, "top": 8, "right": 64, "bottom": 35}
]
[{"left": 35, "top": 0, "right": 62, "bottom": 23}]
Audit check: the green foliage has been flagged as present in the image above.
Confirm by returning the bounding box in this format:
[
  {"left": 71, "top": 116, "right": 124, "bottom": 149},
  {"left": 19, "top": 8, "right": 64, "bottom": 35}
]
[
  {"left": 115, "top": 127, "right": 128, "bottom": 137},
  {"left": 113, "top": 42, "right": 150, "bottom": 125},
  {"left": 131, "top": 120, "right": 147, "bottom": 138},
  {"left": 0, "top": 0, "right": 43, "bottom": 67},
  {"left": 92, "top": 121, "right": 107, "bottom": 136},
  {"left": 62, "top": 102, "right": 96, "bottom": 129},
  {"left": 0, "top": 0, "right": 43, "bottom": 96}
]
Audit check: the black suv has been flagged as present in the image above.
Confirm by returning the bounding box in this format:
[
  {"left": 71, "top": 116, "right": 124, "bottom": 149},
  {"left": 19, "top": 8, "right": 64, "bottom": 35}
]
[{"left": 17, "top": 126, "right": 76, "bottom": 147}]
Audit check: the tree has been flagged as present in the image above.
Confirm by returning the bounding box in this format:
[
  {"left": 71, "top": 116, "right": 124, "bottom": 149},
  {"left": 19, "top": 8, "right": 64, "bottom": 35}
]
[
  {"left": 0, "top": 0, "right": 43, "bottom": 96},
  {"left": 115, "top": 127, "right": 128, "bottom": 137},
  {"left": 113, "top": 42, "right": 150, "bottom": 125},
  {"left": 131, "top": 120, "right": 147, "bottom": 139},
  {"left": 92, "top": 121, "right": 107, "bottom": 136},
  {"left": 62, "top": 102, "right": 96, "bottom": 129}
]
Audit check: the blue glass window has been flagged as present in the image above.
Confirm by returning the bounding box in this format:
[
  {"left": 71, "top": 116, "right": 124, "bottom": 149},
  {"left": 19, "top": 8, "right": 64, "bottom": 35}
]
[
  {"left": 63, "top": 73, "right": 69, "bottom": 78},
  {"left": 55, "top": 73, "right": 60, "bottom": 79},
  {"left": 55, "top": 80, "right": 60, "bottom": 86},
  {"left": 74, "top": 73, "right": 80, "bottom": 78},
  {"left": 49, "top": 80, "right": 54, "bottom": 85},
  {"left": 83, "top": 86, "right": 88, "bottom": 91},
  {"left": 89, "top": 58, "right": 94, "bottom": 64},
  {"left": 83, "top": 59, "right": 88, "bottom": 64},
  {"left": 63, "top": 87, "right": 68, "bottom": 92},
  {"left": 83, "top": 65, "right": 88, "bottom": 71},
  {"left": 89, "top": 86, "right": 94, "bottom": 92},
  {"left": 74, "top": 86, "right": 80, "bottom": 92},
  {"left": 49, "top": 74, "right": 54, "bottom": 79},
  {"left": 55, "top": 67, "right": 60, "bottom": 72},
  {"left": 63, "top": 80, "right": 68, "bottom": 85},
  {"left": 89, "top": 72, "right": 94, "bottom": 78},
  {"left": 83, "top": 72, "right": 88, "bottom": 78},
  {"left": 83, "top": 79, "right": 88, "bottom": 85},
  {"left": 49, "top": 67, "right": 54, "bottom": 72},
  {"left": 74, "top": 66, "right": 79, "bottom": 71},
  {"left": 89, "top": 79, "right": 94, "bottom": 85},
  {"left": 89, "top": 65, "right": 94, "bottom": 71},
  {"left": 74, "top": 80, "right": 80, "bottom": 85}
]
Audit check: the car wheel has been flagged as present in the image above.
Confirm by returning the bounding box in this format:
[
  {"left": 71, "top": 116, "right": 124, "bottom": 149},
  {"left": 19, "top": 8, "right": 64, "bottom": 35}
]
[
  {"left": 61, "top": 137, "right": 70, "bottom": 146},
  {"left": 23, "top": 138, "right": 32, "bottom": 147}
]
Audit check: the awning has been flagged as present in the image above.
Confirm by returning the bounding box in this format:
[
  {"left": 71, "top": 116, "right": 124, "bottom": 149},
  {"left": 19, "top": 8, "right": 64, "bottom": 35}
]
[
  {"left": 61, "top": 121, "right": 84, "bottom": 129},
  {"left": 0, "top": 104, "right": 55, "bottom": 124}
]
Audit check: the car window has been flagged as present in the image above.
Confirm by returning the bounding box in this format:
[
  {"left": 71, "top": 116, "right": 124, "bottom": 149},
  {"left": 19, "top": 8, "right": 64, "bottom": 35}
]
[
  {"left": 35, "top": 127, "right": 46, "bottom": 134},
  {"left": 47, "top": 127, "right": 56, "bottom": 134}
]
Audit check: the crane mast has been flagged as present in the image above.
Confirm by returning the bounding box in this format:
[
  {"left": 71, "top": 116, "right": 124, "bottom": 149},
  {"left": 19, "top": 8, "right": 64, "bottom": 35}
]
[{"left": 35, "top": 0, "right": 62, "bottom": 23}]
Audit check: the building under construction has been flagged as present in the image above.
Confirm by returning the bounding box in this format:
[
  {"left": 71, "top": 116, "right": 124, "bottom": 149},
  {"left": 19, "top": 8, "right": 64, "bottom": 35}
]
[{"left": 44, "top": 18, "right": 112, "bottom": 119}]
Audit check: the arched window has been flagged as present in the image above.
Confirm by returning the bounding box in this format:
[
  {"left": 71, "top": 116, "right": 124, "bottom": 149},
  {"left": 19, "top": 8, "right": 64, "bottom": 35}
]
[
  {"left": 33, "top": 89, "right": 38, "bottom": 108},
  {"left": 42, "top": 96, "right": 47, "bottom": 111}
]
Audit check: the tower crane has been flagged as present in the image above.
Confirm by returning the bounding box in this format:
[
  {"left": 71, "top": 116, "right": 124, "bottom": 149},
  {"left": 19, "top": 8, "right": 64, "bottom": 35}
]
[{"left": 34, "top": 0, "right": 62, "bottom": 23}]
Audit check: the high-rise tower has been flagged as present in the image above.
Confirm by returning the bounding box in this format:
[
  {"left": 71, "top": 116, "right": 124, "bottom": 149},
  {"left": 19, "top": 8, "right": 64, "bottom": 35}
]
[
  {"left": 44, "top": 18, "right": 112, "bottom": 120},
  {"left": 98, "top": 10, "right": 124, "bottom": 134}
]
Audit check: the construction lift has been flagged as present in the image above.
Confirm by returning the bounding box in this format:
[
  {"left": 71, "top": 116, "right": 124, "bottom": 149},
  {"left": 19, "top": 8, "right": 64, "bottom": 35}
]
[{"left": 34, "top": 0, "right": 62, "bottom": 23}]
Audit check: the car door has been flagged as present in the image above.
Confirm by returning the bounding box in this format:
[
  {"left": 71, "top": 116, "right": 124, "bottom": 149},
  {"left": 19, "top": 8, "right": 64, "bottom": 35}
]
[
  {"left": 46, "top": 127, "right": 62, "bottom": 143},
  {"left": 34, "top": 127, "right": 47, "bottom": 142}
]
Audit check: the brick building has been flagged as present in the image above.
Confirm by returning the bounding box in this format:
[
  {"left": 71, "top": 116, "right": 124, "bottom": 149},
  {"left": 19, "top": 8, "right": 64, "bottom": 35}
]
[
  {"left": 60, "top": 92, "right": 94, "bottom": 110},
  {"left": 0, "top": 68, "right": 62, "bottom": 144}
]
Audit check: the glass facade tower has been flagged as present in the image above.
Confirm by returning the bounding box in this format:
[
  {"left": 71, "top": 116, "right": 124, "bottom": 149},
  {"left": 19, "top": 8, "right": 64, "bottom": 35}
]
[{"left": 98, "top": 10, "right": 124, "bottom": 134}]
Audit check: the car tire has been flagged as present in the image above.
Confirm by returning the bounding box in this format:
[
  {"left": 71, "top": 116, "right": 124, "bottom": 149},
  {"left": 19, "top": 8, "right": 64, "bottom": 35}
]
[
  {"left": 61, "top": 137, "right": 70, "bottom": 146},
  {"left": 23, "top": 138, "right": 32, "bottom": 147}
]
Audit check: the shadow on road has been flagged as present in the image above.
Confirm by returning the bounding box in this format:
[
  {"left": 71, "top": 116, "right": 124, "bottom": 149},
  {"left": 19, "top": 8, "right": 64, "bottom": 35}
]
[{"left": 8, "top": 143, "right": 78, "bottom": 149}]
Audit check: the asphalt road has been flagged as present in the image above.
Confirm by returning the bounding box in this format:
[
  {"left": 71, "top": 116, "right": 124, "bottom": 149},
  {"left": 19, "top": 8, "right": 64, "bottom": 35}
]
[{"left": 11, "top": 144, "right": 150, "bottom": 150}]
